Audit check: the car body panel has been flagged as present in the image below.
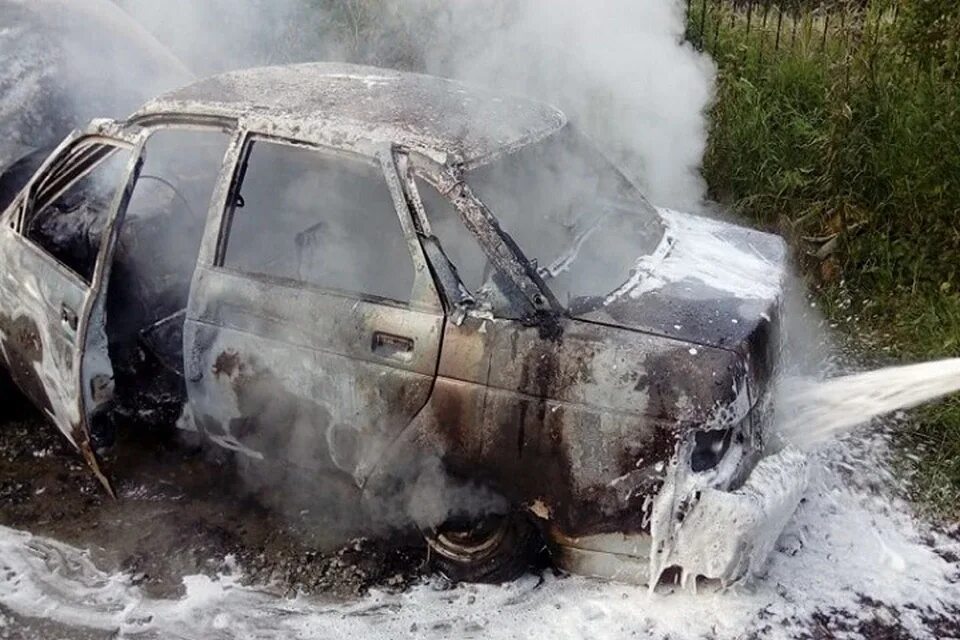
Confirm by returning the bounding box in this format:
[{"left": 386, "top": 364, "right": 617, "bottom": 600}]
[
  {"left": 132, "top": 63, "right": 567, "bottom": 169},
  {"left": 182, "top": 268, "right": 444, "bottom": 481},
  {"left": 0, "top": 120, "right": 148, "bottom": 494},
  {"left": 378, "top": 312, "right": 755, "bottom": 541},
  {"left": 578, "top": 208, "right": 788, "bottom": 398},
  {"left": 180, "top": 132, "right": 446, "bottom": 484}
]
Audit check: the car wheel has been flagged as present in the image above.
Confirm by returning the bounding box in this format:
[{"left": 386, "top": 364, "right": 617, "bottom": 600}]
[{"left": 424, "top": 511, "right": 541, "bottom": 583}]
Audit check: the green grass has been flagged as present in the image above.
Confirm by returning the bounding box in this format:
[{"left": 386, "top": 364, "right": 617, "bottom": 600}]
[{"left": 696, "top": 3, "right": 960, "bottom": 519}]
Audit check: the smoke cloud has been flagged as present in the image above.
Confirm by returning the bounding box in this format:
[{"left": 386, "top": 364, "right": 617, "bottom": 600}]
[
  {"left": 114, "top": 0, "right": 715, "bottom": 211},
  {"left": 0, "top": 0, "right": 190, "bottom": 167},
  {"left": 406, "top": 1, "right": 715, "bottom": 210}
]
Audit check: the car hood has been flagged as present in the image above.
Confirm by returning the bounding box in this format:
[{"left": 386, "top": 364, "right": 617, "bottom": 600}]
[{"left": 575, "top": 208, "right": 788, "bottom": 395}]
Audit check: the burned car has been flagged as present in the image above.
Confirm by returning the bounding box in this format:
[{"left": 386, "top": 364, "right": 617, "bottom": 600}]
[{"left": 0, "top": 63, "right": 807, "bottom": 586}]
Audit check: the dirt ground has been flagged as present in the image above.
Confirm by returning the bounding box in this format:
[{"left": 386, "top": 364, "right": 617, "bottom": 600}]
[
  {"left": 1, "top": 375, "right": 958, "bottom": 640},
  {"left": 0, "top": 382, "right": 427, "bottom": 602}
]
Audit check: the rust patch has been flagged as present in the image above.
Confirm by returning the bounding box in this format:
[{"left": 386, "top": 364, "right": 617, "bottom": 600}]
[
  {"left": 212, "top": 349, "right": 244, "bottom": 379},
  {"left": 0, "top": 313, "right": 52, "bottom": 416}
]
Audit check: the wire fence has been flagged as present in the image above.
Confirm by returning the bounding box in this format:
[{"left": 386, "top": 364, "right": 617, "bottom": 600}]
[{"left": 686, "top": 0, "right": 902, "bottom": 59}]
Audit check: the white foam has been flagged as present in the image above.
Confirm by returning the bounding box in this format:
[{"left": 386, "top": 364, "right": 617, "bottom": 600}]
[
  {"left": 0, "top": 431, "right": 955, "bottom": 639},
  {"left": 649, "top": 447, "right": 809, "bottom": 592},
  {"left": 607, "top": 208, "right": 786, "bottom": 304},
  {"left": 778, "top": 358, "right": 960, "bottom": 450}
]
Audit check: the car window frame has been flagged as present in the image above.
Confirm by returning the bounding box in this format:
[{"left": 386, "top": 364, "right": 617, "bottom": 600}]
[
  {"left": 124, "top": 118, "right": 237, "bottom": 227},
  {"left": 400, "top": 149, "right": 558, "bottom": 320},
  {"left": 17, "top": 135, "right": 137, "bottom": 288},
  {"left": 401, "top": 159, "right": 493, "bottom": 312},
  {"left": 4, "top": 196, "right": 23, "bottom": 233},
  {"left": 210, "top": 131, "right": 440, "bottom": 313},
  {"left": 135, "top": 118, "right": 237, "bottom": 150}
]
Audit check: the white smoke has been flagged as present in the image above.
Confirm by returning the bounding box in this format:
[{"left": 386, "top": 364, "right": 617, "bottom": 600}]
[
  {"left": 0, "top": 0, "right": 190, "bottom": 167},
  {"left": 404, "top": 0, "right": 716, "bottom": 210},
  {"left": 115, "top": 0, "right": 715, "bottom": 211},
  {"left": 114, "top": 0, "right": 308, "bottom": 74}
]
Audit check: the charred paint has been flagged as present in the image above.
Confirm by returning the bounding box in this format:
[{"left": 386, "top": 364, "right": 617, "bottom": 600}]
[
  {"left": 408, "top": 308, "right": 758, "bottom": 548},
  {"left": 0, "top": 313, "right": 53, "bottom": 415}
]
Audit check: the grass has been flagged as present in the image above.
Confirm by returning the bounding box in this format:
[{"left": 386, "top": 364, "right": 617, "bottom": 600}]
[{"left": 695, "top": 2, "right": 960, "bottom": 519}]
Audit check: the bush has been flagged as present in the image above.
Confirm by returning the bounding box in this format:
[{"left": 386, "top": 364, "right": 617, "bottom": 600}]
[
  {"left": 896, "top": 0, "right": 960, "bottom": 73},
  {"left": 699, "top": 1, "right": 960, "bottom": 518}
]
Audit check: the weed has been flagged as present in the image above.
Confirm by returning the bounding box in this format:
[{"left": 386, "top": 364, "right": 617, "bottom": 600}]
[{"left": 698, "top": 1, "right": 960, "bottom": 518}]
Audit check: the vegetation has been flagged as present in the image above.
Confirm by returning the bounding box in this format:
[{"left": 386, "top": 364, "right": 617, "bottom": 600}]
[{"left": 693, "top": 0, "right": 960, "bottom": 517}]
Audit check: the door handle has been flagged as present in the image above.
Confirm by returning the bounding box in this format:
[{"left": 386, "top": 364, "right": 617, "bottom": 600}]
[
  {"left": 372, "top": 331, "right": 414, "bottom": 358},
  {"left": 60, "top": 303, "right": 78, "bottom": 331}
]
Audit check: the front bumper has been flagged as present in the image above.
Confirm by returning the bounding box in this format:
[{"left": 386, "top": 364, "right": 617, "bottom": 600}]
[{"left": 550, "top": 447, "right": 809, "bottom": 587}]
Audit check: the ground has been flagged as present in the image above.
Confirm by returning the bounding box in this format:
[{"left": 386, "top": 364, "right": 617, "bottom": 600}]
[
  {"left": 1, "top": 368, "right": 959, "bottom": 639},
  {"left": 0, "top": 384, "right": 425, "bottom": 603}
]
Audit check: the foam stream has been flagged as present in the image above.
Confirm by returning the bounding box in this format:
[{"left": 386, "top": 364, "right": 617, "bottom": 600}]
[{"left": 777, "top": 358, "right": 960, "bottom": 450}]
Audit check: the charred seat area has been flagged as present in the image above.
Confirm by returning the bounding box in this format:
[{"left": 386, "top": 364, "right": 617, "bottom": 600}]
[{"left": 101, "top": 128, "right": 230, "bottom": 434}]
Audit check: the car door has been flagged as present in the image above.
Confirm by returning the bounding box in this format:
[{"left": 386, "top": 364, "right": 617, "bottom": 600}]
[
  {"left": 0, "top": 121, "right": 146, "bottom": 493},
  {"left": 182, "top": 133, "right": 444, "bottom": 484}
]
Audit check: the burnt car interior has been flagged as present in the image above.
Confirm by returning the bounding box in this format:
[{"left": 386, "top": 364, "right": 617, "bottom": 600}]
[
  {"left": 18, "top": 126, "right": 234, "bottom": 431},
  {"left": 466, "top": 129, "right": 663, "bottom": 312},
  {"left": 104, "top": 127, "right": 231, "bottom": 425},
  {"left": 24, "top": 141, "right": 131, "bottom": 285}
]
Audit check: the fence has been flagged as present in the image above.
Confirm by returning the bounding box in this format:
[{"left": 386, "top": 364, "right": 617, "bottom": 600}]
[{"left": 686, "top": 0, "right": 902, "bottom": 59}]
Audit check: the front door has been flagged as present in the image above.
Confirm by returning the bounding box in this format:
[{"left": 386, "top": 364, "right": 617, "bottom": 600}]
[
  {"left": 0, "top": 122, "right": 145, "bottom": 493},
  {"left": 182, "top": 135, "right": 444, "bottom": 484}
]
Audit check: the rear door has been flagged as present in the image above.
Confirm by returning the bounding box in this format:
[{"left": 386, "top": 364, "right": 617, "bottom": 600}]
[
  {"left": 0, "top": 121, "right": 145, "bottom": 493},
  {"left": 182, "top": 134, "right": 444, "bottom": 483}
]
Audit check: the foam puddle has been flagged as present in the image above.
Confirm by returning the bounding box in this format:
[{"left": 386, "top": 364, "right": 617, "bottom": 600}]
[
  {"left": 648, "top": 447, "right": 810, "bottom": 593},
  {"left": 1, "top": 431, "right": 957, "bottom": 639},
  {"left": 1, "top": 363, "right": 959, "bottom": 638}
]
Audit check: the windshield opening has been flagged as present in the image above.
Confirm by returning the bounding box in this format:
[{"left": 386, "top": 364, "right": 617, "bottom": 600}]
[{"left": 467, "top": 126, "right": 663, "bottom": 311}]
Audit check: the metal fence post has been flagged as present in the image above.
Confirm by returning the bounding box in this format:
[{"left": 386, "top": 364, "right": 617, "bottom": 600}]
[
  {"left": 823, "top": 10, "right": 831, "bottom": 53},
  {"left": 699, "top": 0, "right": 708, "bottom": 51},
  {"left": 714, "top": 0, "right": 722, "bottom": 53},
  {"left": 775, "top": 4, "right": 784, "bottom": 51}
]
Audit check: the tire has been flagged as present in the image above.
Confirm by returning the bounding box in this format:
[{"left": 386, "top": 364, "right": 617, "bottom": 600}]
[{"left": 424, "top": 511, "right": 541, "bottom": 583}]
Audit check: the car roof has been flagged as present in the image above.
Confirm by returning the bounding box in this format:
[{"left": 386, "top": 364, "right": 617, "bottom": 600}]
[{"left": 131, "top": 62, "right": 567, "bottom": 166}]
